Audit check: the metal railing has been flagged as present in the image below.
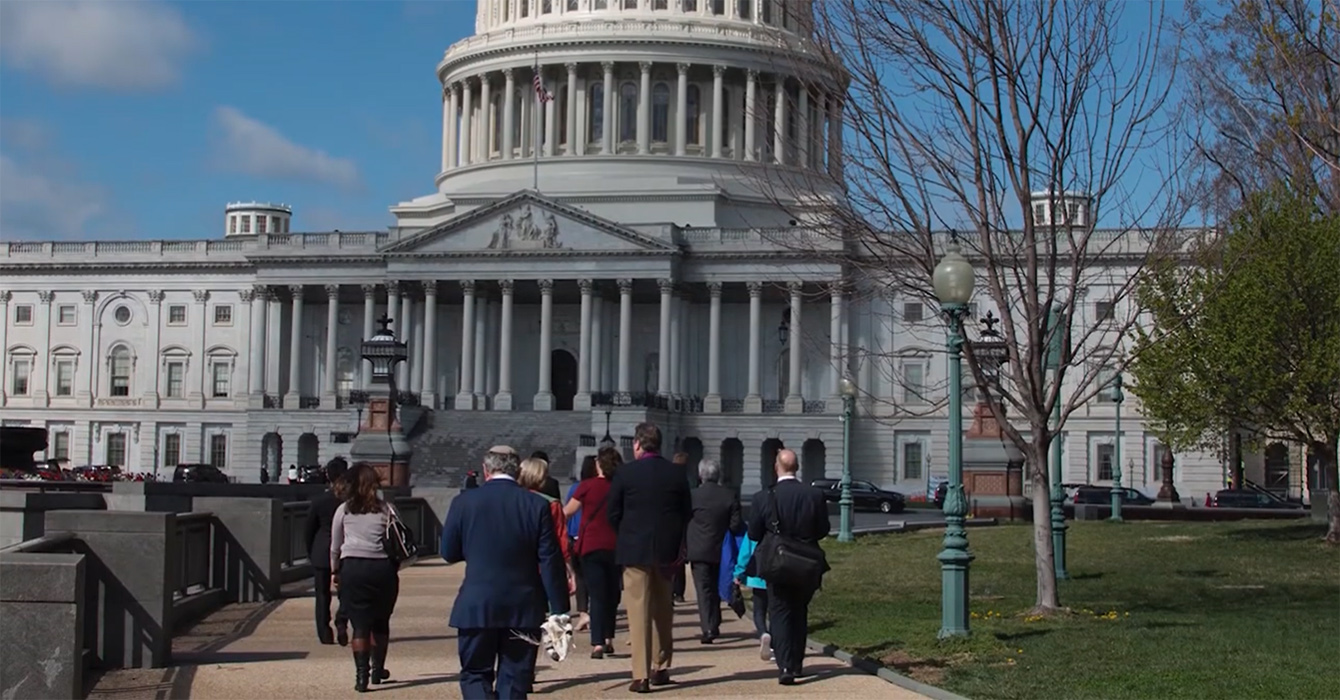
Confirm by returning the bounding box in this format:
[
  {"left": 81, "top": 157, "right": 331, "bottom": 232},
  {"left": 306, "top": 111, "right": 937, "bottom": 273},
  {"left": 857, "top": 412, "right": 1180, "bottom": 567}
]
[
  {"left": 279, "top": 501, "right": 311, "bottom": 576},
  {"left": 173, "top": 513, "right": 216, "bottom": 600}
]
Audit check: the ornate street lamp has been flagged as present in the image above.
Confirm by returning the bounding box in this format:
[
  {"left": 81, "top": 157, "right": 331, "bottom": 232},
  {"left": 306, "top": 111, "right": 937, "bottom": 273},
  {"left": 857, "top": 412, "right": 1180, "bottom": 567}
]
[
  {"left": 362, "top": 315, "right": 408, "bottom": 388},
  {"left": 1110, "top": 372, "right": 1125, "bottom": 522},
  {"left": 600, "top": 407, "right": 615, "bottom": 448},
  {"left": 837, "top": 376, "right": 858, "bottom": 542},
  {"left": 932, "top": 242, "right": 975, "bottom": 639},
  {"left": 350, "top": 315, "right": 411, "bottom": 486},
  {"left": 777, "top": 307, "right": 791, "bottom": 344}
]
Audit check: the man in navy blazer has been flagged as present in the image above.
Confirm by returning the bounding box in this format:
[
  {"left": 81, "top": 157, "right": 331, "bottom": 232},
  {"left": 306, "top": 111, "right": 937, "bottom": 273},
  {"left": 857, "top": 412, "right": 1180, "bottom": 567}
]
[{"left": 441, "top": 445, "right": 571, "bottom": 699}]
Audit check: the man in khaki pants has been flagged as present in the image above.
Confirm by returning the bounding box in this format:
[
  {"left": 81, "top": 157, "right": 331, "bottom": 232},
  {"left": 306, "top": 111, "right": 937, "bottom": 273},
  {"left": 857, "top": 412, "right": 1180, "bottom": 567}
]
[{"left": 607, "top": 423, "right": 693, "bottom": 693}]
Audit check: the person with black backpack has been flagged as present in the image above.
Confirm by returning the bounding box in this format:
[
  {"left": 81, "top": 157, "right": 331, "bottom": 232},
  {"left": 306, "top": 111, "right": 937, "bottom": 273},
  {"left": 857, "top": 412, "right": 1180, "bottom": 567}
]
[{"left": 746, "top": 449, "right": 831, "bottom": 686}]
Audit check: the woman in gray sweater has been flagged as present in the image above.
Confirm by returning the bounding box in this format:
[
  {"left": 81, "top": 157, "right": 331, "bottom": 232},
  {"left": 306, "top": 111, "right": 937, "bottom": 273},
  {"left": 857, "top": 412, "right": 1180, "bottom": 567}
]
[{"left": 331, "top": 463, "right": 401, "bottom": 692}]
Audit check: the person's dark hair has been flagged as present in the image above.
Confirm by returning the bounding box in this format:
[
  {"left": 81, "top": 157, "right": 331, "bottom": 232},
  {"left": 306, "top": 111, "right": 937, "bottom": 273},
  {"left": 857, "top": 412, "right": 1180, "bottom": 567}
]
[
  {"left": 530, "top": 450, "right": 550, "bottom": 462},
  {"left": 345, "top": 463, "right": 383, "bottom": 514},
  {"left": 633, "top": 422, "right": 661, "bottom": 453},
  {"left": 579, "top": 454, "right": 598, "bottom": 481},
  {"left": 324, "top": 457, "right": 348, "bottom": 486},
  {"left": 596, "top": 446, "right": 623, "bottom": 478}
]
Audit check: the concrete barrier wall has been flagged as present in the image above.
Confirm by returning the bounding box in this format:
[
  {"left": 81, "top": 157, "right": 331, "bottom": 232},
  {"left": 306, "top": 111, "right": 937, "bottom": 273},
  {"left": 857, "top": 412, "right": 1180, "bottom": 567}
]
[
  {"left": 0, "top": 491, "right": 107, "bottom": 548},
  {"left": 0, "top": 550, "right": 86, "bottom": 700}
]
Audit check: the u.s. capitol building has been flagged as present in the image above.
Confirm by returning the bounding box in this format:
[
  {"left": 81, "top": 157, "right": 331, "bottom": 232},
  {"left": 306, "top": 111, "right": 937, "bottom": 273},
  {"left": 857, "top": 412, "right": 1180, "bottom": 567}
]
[{"left": 0, "top": 0, "right": 1298, "bottom": 500}]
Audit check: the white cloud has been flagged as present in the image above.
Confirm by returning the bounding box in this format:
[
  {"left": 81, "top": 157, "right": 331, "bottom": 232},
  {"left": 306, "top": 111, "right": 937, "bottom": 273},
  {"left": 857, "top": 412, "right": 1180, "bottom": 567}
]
[
  {"left": 0, "top": 0, "right": 199, "bottom": 91},
  {"left": 211, "top": 106, "right": 360, "bottom": 189},
  {"left": 0, "top": 118, "right": 49, "bottom": 152},
  {"left": 0, "top": 153, "right": 107, "bottom": 239}
]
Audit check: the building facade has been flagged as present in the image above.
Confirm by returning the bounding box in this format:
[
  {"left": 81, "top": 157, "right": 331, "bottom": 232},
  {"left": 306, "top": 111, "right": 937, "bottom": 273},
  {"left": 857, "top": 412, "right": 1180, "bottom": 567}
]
[{"left": 0, "top": 0, "right": 1298, "bottom": 500}]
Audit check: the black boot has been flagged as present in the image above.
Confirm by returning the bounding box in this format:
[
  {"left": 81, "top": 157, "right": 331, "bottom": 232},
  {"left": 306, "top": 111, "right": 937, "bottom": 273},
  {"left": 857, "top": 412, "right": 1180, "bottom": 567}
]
[
  {"left": 353, "top": 650, "right": 371, "bottom": 693},
  {"left": 370, "top": 632, "right": 391, "bottom": 684}
]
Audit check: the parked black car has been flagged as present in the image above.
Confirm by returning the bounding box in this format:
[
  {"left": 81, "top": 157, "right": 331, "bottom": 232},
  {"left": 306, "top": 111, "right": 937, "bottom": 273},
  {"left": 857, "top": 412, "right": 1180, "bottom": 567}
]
[
  {"left": 1072, "top": 485, "right": 1156, "bottom": 506},
  {"left": 173, "top": 463, "right": 229, "bottom": 483},
  {"left": 809, "top": 478, "right": 906, "bottom": 514},
  {"left": 1213, "top": 489, "right": 1304, "bottom": 509}
]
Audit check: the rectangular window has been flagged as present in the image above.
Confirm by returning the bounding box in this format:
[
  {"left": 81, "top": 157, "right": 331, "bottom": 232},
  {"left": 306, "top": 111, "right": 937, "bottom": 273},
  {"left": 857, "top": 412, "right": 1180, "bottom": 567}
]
[
  {"left": 106, "top": 432, "right": 127, "bottom": 467},
  {"left": 168, "top": 305, "right": 187, "bottom": 325},
  {"left": 903, "top": 302, "right": 923, "bottom": 323},
  {"left": 14, "top": 304, "right": 33, "bottom": 325},
  {"left": 1097, "top": 365, "right": 1117, "bottom": 403},
  {"left": 57, "top": 305, "right": 76, "bottom": 325},
  {"left": 1095, "top": 301, "right": 1114, "bottom": 322},
  {"left": 256, "top": 215, "right": 267, "bottom": 234},
  {"left": 10, "top": 358, "right": 31, "bottom": 395},
  {"left": 1034, "top": 203, "right": 1047, "bottom": 224},
  {"left": 623, "top": 0, "right": 637, "bottom": 8},
  {"left": 212, "top": 363, "right": 231, "bottom": 398},
  {"left": 51, "top": 432, "right": 70, "bottom": 461},
  {"left": 653, "top": 0, "right": 667, "bottom": 8},
  {"left": 213, "top": 305, "right": 233, "bottom": 325},
  {"left": 1096, "top": 443, "right": 1115, "bottom": 481},
  {"left": 270, "top": 216, "right": 281, "bottom": 233},
  {"left": 55, "top": 360, "right": 74, "bottom": 396},
  {"left": 1067, "top": 201, "right": 1080, "bottom": 223},
  {"left": 240, "top": 216, "right": 251, "bottom": 234},
  {"left": 229, "top": 216, "right": 237, "bottom": 235},
  {"left": 166, "top": 362, "right": 185, "bottom": 398},
  {"left": 902, "top": 441, "right": 924, "bottom": 480},
  {"left": 684, "top": 0, "right": 697, "bottom": 9},
  {"left": 209, "top": 434, "right": 228, "bottom": 469},
  {"left": 163, "top": 433, "right": 181, "bottom": 468},
  {"left": 110, "top": 354, "right": 131, "bottom": 397},
  {"left": 902, "top": 363, "right": 926, "bottom": 405}
]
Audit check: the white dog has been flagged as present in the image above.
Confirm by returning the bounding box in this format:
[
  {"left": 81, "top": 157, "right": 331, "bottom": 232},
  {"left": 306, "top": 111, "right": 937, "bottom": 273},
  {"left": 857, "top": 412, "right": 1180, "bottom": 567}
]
[{"left": 513, "top": 614, "right": 573, "bottom": 662}]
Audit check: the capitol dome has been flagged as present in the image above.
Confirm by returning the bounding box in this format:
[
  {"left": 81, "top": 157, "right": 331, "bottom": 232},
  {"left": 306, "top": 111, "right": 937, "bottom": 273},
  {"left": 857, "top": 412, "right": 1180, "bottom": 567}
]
[{"left": 391, "top": 0, "right": 847, "bottom": 231}]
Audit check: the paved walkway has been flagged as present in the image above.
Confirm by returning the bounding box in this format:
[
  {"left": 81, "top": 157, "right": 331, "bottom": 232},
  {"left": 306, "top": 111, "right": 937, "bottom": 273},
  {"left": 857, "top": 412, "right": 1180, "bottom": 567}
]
[{"left": 91, "top": 560, "right": 928, "bottom": 699}]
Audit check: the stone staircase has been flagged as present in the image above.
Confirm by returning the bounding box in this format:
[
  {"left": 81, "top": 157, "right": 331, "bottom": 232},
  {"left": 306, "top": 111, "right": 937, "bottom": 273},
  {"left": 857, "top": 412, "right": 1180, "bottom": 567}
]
[{"left": 407, "top": 410, "right": 594, "bottom": 486}]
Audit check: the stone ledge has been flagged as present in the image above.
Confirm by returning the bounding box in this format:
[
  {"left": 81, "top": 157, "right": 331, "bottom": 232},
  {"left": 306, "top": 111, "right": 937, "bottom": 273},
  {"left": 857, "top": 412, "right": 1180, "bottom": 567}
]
[
  {"left": 806, "top": 638, "right": 971, "bottom": 700},
  {"left": 0, "top": 552, "right": 85, "bottom": 603}
]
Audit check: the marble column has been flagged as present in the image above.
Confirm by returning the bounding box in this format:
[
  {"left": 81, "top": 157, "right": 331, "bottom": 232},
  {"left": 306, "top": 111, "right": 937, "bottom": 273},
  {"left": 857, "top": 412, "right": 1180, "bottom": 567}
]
[
  {"left": 421, "top": 282, "right": 438, "bottom": 408},
  {"left": 360, "top": 285, "right": 375, "bottom": 388},
  {"left": 322, "top": 285, "right": 339, "bottom": 408},
  {"left": 669, "top": 293, "right": 683, "bottom": 397},
  {"left": 459, "top": 79, "right": 473, "bottom": 165},
  {"left": 479, "top": 73, "right": 492, "bottom": 160},
  {"left": 247, "top": 287, "right": 267, "bottom": 398},
  {"left": 192, "top": 290, "right": 209, "bottom": 405},
  {"left": 442, "top": 87, "right": 453, "bottom": 171},
  {"left": 534, "top": 279, "right": 555, "bottom": 410},
  {"left": 675, "top": 63, "right": 689, "bottom": 156},
  {"left": 828, "top": 94, "right": 844, "bottom": 179},
  {"left": 400, "top": 292, "right": 415, "bottom": 391},
  {"left": 617, "top": 278, "right": 633, "bottom": 398},
  {"left": 485, "top": 296, "right": 499, "bottom": 398},
  {"left": 657, "top": 279, "right": 672, "bottom": 396},
  {"left": 495, "top": 280, "right": 515, "bottom": 410},
  {"left": 744, "top": 70, "right": 758, "bottom": 161},
  {"left": 284, "top": 285, "right": 304, "bottom": 406},
  {"left": 637, "top": 61, "right": 652, "bottom": 155},
  {"left": 544, "top": 68, "right": 558, "bottom": 157},
  {"left": 705, "top": 282, "right": 723, "bottom": 412},
  {"left": 590, "top": 294, "right": 604, "bottom": 394},
  {"left": 829, "top": 282, "right": 843, "bottom": 409},
  {"left": 473, "top": 297, "right": 488, "bottom": 403},
  {"left": 711, "top": 65, "right": 725, "bottom": 158},
  {"left": 385, "top": 281, "right": 401, "bottom": 341},
  {"left": 502, "top": 69, "right": 516, "bottom": 160},
  {"left": 566, "top": 63, "right": 579, "bottom": 154},
  {"left": 455, "top": 280, "right": 477, "bottom": 410},
  {"left": 446, "top": 85, "right": 459, "bottom": 169},
  {"left": 773, "top": 79, "right": 787, "bottom": 165},
  {"left": 786, "top": 282, "right": 803, "bottom": 412},
  {"left": 576, "top": 279, "right": 594, "bottom": 410},
  {"left": 265, "top": 289, "right": 282, "bottom": 397},
  {"left": 745, "top": 281, "right": 762, "bottom": 412},
  {"left": 797, "top": 83, "right": 810, "bottom": 168},
  {"left": 602, "top": 62, "right": 615, "bottom": 155}
]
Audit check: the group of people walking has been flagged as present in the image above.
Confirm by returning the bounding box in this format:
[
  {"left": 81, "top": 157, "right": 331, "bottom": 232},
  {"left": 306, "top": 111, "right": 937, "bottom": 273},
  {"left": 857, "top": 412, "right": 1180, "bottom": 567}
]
[{"left": 306, "top": 421, "right": 832, "bottom": 696}]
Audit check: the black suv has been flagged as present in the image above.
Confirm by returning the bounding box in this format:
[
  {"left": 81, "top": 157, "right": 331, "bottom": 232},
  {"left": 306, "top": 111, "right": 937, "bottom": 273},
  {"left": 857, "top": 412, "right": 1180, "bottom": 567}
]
[
  {"left": 1213, "top": 489, "right": 1303, "bottom": 509},
  {"left": 810, "top": 479, "right": 906, "bottom": 514},
  {"left": 1072, "top": 486, "right": 1155, "bottom": 506},
  {"left": 173, "top": 463, "right": 229, "bottom": 483}
]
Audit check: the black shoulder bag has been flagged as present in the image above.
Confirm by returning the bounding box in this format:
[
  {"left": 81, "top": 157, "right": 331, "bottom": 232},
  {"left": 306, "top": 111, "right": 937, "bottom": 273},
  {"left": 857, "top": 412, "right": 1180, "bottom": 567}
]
[
  {"left": 753, "top": 488, "right": 829, "bottom": 589},
  {"left": 382, "top": 503, "right": 420, "bottom": 569}
]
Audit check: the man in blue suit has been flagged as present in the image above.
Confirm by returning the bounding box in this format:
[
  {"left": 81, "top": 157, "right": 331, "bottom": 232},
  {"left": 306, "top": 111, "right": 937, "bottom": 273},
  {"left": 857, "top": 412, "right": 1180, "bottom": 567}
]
[{"left": 441, "top": 445, "right": 571, "bottom": 699}]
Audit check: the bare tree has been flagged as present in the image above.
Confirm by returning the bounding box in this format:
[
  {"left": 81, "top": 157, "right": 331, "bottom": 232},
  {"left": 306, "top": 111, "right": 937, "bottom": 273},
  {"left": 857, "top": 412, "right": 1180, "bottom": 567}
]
[
  {"left": 1182, "top": 0, "right": 1340, "bottom": 215},
  {"left": 747, "top": 0, "right": 1189, "bottom": 613}
]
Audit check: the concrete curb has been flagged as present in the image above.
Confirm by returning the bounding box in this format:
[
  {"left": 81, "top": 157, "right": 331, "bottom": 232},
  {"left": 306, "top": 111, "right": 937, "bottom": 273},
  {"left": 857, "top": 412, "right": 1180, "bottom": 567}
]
[
  {"left": 806, "top": 639, "right": 972, "bottom": 700},
  {"left": 850, "top": 518, "right": 1001, "bottom": 537}
]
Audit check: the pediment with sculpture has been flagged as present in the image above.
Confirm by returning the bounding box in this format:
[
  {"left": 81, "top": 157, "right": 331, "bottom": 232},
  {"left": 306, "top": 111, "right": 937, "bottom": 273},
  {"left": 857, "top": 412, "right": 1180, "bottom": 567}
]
[{"left": 383, "top": 191, "right": 677, "bottom": 255}]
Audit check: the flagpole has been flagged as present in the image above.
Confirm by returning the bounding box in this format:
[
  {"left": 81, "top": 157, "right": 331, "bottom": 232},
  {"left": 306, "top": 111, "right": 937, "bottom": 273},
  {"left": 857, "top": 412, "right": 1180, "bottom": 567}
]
[{"left": 533, "top": 51, "right": 541, "bottom": 192}]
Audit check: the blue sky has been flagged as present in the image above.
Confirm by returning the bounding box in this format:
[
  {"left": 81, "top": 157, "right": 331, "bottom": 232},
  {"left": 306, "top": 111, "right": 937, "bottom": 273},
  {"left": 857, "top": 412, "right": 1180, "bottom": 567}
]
[{"left": 0, "top": 0, "right": 478, "bottom": 240}]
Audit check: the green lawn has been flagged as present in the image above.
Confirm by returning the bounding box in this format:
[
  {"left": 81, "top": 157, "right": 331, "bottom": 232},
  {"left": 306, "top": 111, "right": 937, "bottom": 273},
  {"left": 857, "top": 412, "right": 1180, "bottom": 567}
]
[{"left": 810, "top": 520, "right": 1338, "bottom": 699}]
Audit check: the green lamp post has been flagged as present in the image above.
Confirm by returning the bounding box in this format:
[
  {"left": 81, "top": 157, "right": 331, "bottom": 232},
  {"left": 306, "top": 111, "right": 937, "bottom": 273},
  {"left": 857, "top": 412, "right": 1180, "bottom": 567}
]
[
  {"left": 1109, "top": 372, "right": 1125, "bottom": 522},
  {"left": 932, "top": 243, "right": 975, "bottom": 639},
  {"left": 1045, "top": 305, "right": 1069, "bottom": 579},
  {"left": 837, "top": 376, "right": 858, "bottom": 542}
]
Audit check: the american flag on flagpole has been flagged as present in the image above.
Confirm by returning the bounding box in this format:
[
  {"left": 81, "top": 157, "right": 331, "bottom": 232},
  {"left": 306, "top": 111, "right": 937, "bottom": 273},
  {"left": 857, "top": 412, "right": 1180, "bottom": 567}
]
[{"left": 532, "top": 73, "right": 553, "bottom": 103}]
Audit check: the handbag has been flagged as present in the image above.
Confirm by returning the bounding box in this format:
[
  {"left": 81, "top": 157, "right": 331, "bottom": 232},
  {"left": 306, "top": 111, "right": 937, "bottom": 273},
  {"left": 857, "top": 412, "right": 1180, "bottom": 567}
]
[
  {"left": 752, "top": 487, "right": 829, "bottom": 589},
  {"left": 382, "top": 503, "right": 420, "bottom": 569}
]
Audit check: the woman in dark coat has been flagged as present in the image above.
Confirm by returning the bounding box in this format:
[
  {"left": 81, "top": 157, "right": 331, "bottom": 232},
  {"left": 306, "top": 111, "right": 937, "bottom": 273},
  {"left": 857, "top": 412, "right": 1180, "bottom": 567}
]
[{"left": 303, "top": 457, "right": 349, "bottom": 645}]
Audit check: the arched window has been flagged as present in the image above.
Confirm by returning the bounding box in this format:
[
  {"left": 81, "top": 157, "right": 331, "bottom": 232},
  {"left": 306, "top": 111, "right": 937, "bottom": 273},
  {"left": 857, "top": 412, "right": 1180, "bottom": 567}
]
[
  {"left": 589, "top": 83, "right": 605, "bottom": 142},
  {"left": 686, "top": 84, "right": 701, "bottom": 145},
  {"left": 491, "top": 94, "right": 503, "bottom": 154},
  {"left": 109, "top": 346, "right": 133, "bottom": 397},
  {"left": 557, "top": 87, "right": 568, "bottom": 146},
  {"left": 619, "top": 82, "right": 638, "bottom": 143},
  {"left": 651, "top": 83, "right": 670, "bottom": 143}
]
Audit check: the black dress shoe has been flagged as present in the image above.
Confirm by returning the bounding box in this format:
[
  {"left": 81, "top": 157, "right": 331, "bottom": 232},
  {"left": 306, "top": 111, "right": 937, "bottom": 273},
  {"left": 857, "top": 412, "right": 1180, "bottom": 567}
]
[
  {"left": 699, "top": 634, "right": 714, "bottom": 645},
  {"left": 779, "top": 672, "right": 797, "bottom": 686},
  {"left": 650, "top": 670, "right": 672, "bottom": 686},
  {"left": 628, "top": 679, "right": 651, "bottom": 694},
  {"left": 318, "top": 627, "right": 335, "bottom": 645},
  {"left": 336, "top": 626, "right": 349, "bottom": 647}
]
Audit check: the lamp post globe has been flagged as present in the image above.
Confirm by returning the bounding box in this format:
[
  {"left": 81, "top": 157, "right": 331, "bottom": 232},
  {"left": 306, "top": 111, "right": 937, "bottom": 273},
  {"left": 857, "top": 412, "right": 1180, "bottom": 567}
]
[
  {"left": 1110, "top": 372, "right": 1125, "bottom": 522},
  {"left": 837, "top": 376, "right": 858, "bottom": 543},
  {"left": 934, "top": 243, "right": 975, "bottom": 639}
]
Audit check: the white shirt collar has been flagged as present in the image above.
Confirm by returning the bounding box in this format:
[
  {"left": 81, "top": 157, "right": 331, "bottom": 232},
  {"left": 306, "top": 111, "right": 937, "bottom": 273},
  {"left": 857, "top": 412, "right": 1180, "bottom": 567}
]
[
  {"left": 776, "top": 475, "right": 798, "bottom": 482},
  {"left": 487, "top": 474, "right": 516, "bottom": 482}
]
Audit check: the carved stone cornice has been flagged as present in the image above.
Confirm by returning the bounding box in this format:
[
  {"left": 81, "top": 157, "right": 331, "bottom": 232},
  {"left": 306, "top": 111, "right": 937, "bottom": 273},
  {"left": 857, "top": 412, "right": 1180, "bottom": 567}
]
[
  {"left": 38, "top": 290, "right": 55, "bottom": 304},
  {"left": 0, "top": 291, "right": 11, "bottom": 303},
  {"left": 324, "top": 284, "right": 340, "bottom": 299},
  {"left": 499, "top": 279, "right": 514, "bottom": 295},
  {"left": 578, "top": 279, "right": 594, "bottom": 295},
  {"left": 746, "top": 282, "right": 763, "bottom": 297},
  {"left": 537, "top": 279, "right": 554, "bottom": 294},
  {"left": 713, "top": 64, "right": 726, "bottom": 77},
  {"left": 386, "top": 280, "right": 402, "bottom": 296},
  {"left": 421, "top": 281, "right": 438, "bottom": 297},
  {"left": 676, "top": 63, "right": 690, "bottom": 75},
  {"left": 360, "top": 284, "right": 378, "bottom": 298},
  {"left": 239, "top": 288, "right": 256, "bottom": 304},
  {"left": 147, "top": 290, "right": 166, "bottom": 304},
  {"left": 708, "top": 281, "right": 723, "bottom": 297},
  {"left": 192, "top": 290, "right": 210, "bottom": 303},
  {"left": 617, "top": 278, "right": 633, "bottom": 294},
  {"left": 657, "top": 279, "right": 674, "bottom": 294},
  {"left": 82, "top": 290, "right": 99, "bottom": 304},
  {"left": 460, "top": 279, "right": 476, "bottom": 295}
]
